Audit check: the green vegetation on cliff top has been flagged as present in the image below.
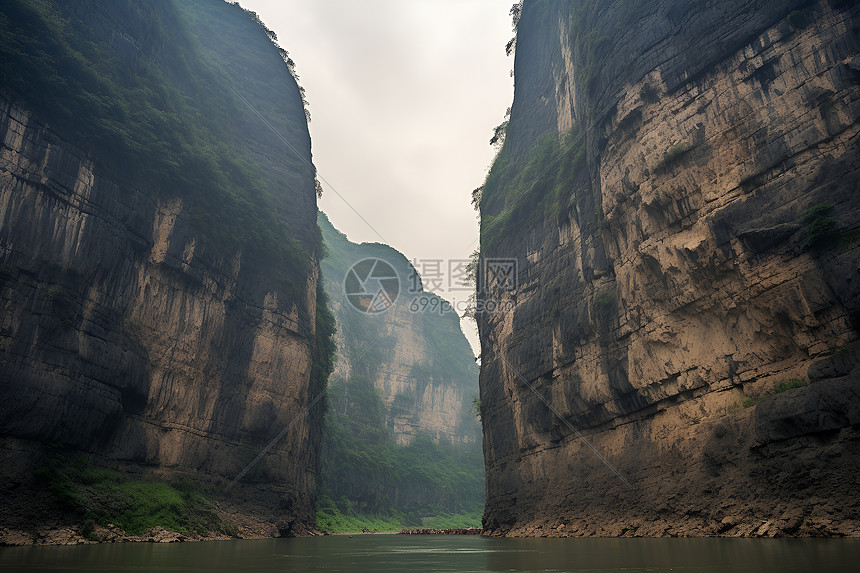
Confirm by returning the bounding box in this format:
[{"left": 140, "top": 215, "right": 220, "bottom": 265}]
[
  {"left": 478, "top": 0, "right": 638, "bottom": 254},
  {"left": 480, "top": 126, "right": 586, "bottom": 253},
  {"left": 0, "top": 0, "right": 313, "bottom": 295}
]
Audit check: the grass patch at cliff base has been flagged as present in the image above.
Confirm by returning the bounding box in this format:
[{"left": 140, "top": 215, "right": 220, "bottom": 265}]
[
  {"left": 36, "top": 452, "right": 234, "bottom": 537},
  {"left": 315, "top": 494, "right": 482, "bottom": 533}
]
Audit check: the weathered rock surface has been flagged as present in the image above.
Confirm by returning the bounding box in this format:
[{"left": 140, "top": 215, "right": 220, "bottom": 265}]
[
  {"left": 319, "top": 213, "right": 479, "bottom": 445},
  {"left": 0, "top": 0, "right": 325, "bottom": 540},
  {"left": 479, "top": 0, "right": 860, "bottom": 537}
]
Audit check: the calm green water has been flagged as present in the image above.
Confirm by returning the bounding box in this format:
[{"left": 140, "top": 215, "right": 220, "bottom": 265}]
[{"left": 1, "top": 535, "right": 859, "bottom": 572}]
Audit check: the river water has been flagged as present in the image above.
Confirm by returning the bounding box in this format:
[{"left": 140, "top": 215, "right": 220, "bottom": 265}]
[{"left": 2, "top": 534, "right": 858, "bottom": 572}]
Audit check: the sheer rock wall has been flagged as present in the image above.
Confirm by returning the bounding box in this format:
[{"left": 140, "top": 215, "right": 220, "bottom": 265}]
[{"left": 479, "top": 0, "right": 860, "bottom": 537}]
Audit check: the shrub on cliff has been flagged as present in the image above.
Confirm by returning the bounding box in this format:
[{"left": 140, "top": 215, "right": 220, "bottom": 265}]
[
  {"left": 802, "top": 202, "right": 836, "bottom": 248},
  {"left": 787, "top": 10, "right": 808, "bottom": 29},
  {"left": 740, "top": 378, "right": 810, "bottom": 409}
]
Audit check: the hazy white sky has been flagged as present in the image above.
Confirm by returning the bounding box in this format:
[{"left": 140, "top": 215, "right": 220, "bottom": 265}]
[{"left": 239, "top": 0, "right": 515, "bottom": 355}]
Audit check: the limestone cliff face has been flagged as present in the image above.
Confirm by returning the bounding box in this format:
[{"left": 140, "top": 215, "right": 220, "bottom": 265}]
[
  {"left": 479, "top": 0, "right": 860, "bottom": 537},
  {"left": 0, "top": 0, "right": 325, "bottom": 536},
  {"left": 319, "top": 213, "right": 480, "bottom": 446}
]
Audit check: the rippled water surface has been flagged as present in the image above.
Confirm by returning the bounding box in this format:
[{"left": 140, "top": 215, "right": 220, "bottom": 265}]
[{"left": 2, "top": 534, "right": 859, "bottom": 572}]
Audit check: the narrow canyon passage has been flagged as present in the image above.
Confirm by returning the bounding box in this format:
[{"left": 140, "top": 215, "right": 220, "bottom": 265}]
[{"left": 1, "top": 0, "right": 859, "bottom": 553}]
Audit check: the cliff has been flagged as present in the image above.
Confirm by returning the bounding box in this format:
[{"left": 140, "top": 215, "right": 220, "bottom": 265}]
[
  {"left": 0, "top": 0, "right": 331, "bottom": 541},
  {"left": 318, "top": 212, "right": 480, "bottom": 446},
  {"left": 315, "top": 212, "right": 483, "bottom": 526},
  {"left": 478, "top": 0, "right": 860, "bottom": 537}
]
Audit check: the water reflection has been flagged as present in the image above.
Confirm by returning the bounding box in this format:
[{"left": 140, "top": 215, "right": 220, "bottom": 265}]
[{"left": 1, "top": 534, "right": 858, "bottom": 572}]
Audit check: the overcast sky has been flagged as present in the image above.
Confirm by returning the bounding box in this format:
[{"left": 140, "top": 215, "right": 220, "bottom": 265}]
[{"left": 239, "top": 0, "right": 515, "bottom": 356}]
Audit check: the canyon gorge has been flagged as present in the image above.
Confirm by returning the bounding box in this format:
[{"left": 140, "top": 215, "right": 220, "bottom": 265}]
[{"left": 2, "top": 0, "right": 859, "bottom": 546}]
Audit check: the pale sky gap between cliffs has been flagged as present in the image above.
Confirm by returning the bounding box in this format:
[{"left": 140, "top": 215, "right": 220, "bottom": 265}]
[{"left": 226, "top": 70, "right": 637, "bottom": 494}]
